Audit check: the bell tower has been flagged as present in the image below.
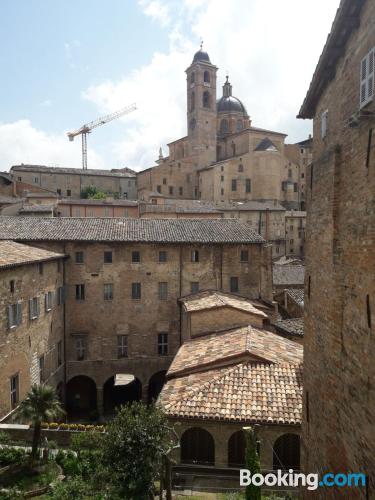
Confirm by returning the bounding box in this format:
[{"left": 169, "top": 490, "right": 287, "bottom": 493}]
[{"left": 186, "top": 44, "right": 218, "bottom": 173}]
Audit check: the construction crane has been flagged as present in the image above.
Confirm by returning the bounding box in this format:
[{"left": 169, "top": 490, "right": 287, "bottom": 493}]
[{"left": 67, "top": 103, "right": 136, "bottom": 170}]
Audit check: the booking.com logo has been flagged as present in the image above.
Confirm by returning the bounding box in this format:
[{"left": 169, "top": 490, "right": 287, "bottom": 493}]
[{"left": 240, "top": 469, "right": 366, "bottom": 491}]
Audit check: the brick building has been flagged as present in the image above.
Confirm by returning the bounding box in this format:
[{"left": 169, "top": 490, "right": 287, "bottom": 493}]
[
  {"left": 137, "top": 48, "right": 307, "bottom": 210},
  {"left": 10, "top": 165, "right": 137, "bottom": 200},
  {"left": 298, "top": 0, "right": 374, "bottom": 496},
  {"left": 0, "top": 217, "right": 272, "bottom": 418},
  {"left": 0, "top": 241, "right": 66, "bottom": 419}
]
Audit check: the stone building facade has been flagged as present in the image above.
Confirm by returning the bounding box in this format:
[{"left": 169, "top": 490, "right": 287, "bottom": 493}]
[
  {"left": 285, "top": 210, "right": 306, "bottom": 258},
  {"left": 10, "top": 165, "right": 137, "bottom": 200},
  {"left": 137, "top": 48, "right": 307, "bottom": 210},
  {"left": 298, "top": 0, "right": 374, "bottom": 497},
  {"left": 0, "top": 217, "right": 272, "bottom": 418},
  {"left": 0, "top": 241, "right": 66, "bottom": 419}
]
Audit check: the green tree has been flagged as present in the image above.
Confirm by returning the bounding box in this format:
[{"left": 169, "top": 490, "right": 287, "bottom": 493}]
[
  {"left": 102, "top": 402, "right": 176, "bottom": 500},
  {"left": 81, "top": 186, "right": 107, "bottom": 199},
  {"left": 244, "top": 426, "right": 261, "bottom": 500},
  {"left": 16, "top": 385, "right": 64, "bottom": 463}
]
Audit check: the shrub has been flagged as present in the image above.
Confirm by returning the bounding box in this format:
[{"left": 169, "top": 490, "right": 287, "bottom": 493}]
[
  {"left": 0, "top": 432, "right": 11, "bottom": 445},
  {"left": 0, "top": 447, "right": 26, "bottom": 466}
]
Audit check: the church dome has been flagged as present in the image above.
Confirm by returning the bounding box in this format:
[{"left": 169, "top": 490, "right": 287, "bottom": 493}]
[
  {"left": 192, "top": 48, "right": 211, "bottom": 64},
  {"left": 217, "top": 95, "right": 247, "bottom": 114},
  {"left": 216, "top": 76, "right": 247, "bottom": 115}
]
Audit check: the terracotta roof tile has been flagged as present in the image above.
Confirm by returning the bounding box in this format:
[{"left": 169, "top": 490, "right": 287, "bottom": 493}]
[
  {"left": 274, "top": 318, "right": 304, "bottom": 337},
  {"left": 0, "top": 241, "right": 65, "bottom": 269},
  {"left": 273, "top": 265, "right": 305, "bottom": 286}
]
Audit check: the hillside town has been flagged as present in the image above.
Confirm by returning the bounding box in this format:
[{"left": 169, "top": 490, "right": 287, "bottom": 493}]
[{"left": 0, "top": 0, "right": 373, "bottom": 498}]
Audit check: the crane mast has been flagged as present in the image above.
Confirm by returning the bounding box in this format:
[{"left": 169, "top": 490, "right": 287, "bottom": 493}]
[{"left": 67, "top": 103, "right": 136, "bottom": 170}]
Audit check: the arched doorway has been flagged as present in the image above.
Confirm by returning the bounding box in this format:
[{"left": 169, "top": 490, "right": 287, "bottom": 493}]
[
  {"left": 147, "top": 371, "right": 167, "bottom": 403},
  {"left": 273, "top": 433, "right": 300, "bottom": 470},
  {"left": 66, "top": 376, "right": 97, "bottom": 419},
  {"left": 103, "top": 375, "right": 142, "bottom": 414},
  {"left": 181, "top": 427, "right": 215, "bottom": 466},
  {"left": 228, "top": 430, "right": 246, "bottom": 467}
]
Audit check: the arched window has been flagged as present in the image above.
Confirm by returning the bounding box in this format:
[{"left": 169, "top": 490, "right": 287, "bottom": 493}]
[
  {"left": 181, "top": 427, "right": 215, "bottom": 465},
  {"left": 231, "top": 141, "right": 236, "bottom": 156},
  {"left": 220, "top": 119, "right": 229, "bottom": 135},
  {"left": 228, "top": 431, "right": 246, "bottom": 467},
  {"left": 237, "top": 119, "right": 243, "bottom": 131},
  {"left": 204, "top": 71, "right": 210, "bottom": 83},
  {"left": 203, "top": 91, "right": 210, "bottom": 108},
  {"left": 190, "top": 72, "right": 195, "bottom": 84},
  {"left": 238, "top": 163, "right": 244, "bottom": 172},
  {"left": 190, "top": 92, "right": 195, "bottom": 112},
  {"left": 273, "top": 433, "right": 300, "bottom": 471}
]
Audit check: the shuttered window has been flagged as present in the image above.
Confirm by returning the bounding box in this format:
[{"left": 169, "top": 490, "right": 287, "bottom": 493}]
[
  {"left": 29, "top": 297, "right": 39, "bottom": 320},
  {"left": 8, "top": 303, "right": 22, "bottom": 329},
  {"left": 45, "top": 291, "right": 53, "bottom": 312},
  {"left": 360, "top": 48, "right": 375, "bottom": 109}
]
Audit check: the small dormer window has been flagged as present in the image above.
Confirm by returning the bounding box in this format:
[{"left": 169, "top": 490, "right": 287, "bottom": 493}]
[{"left": 204, "top": 71, "right": 210, "bottom": 83}]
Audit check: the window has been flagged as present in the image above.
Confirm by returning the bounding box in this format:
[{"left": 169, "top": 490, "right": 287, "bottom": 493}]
[
  {"left": 238, "top": 164, "right": 244, "bottom": 172},
  {"left": 57, "top": 189, "right": 61, "bottom": 195},
  {"left": 29, "top": 297, "right": 39, "bottom": 320},
  {"left": 276, "top": 247, "right": 280, "bottom": 254},
  {"left": 38, "top": 263, "right": 44, "bottom": 275},
  {"left": 75, "top": 284, "right": 85, "bottom": 301},
  {"left": 203, "top": 91, "right": 210, "bottom": 108},
  {"left": 57, "top": 341, "right": 62, "bottom": 367},
  {"left": 230, "top": 277, "right": 239, "bottom": 293},
  {"left": 8, "top": 303, "right": 22, "bottom": 329},
  {"left": 282, "top": 181, "right": 287, "bottom": 191},
  {"left": 221, "top": 175, "right": 224, "bottom": 182},
  {"left": 104, "top": 283, "right": 113, "bottom": 301},
  {"left": 191, "top": 282, "right": 199, "bottom": 293},
  {"left": 191, "top": 250, "right": 199, "bottom": 262},
  {"left": 237, "top": 119, "right": 243, "bottom": 131},
  {"left": 231, "top": 179, "right": 237, "bottom": 191},
  {"left": 294, "top": 183, "right": 298, "bottom": 192},
  {"left": 240, "top": 250, "right": 249, "bottom": 262},
  {"left": 246, "top": 179, "right": 251, "bottom": 193},
  {"left": 290, "top": 239, "right": 294, "bottom": 244},
  {"left": 169, "top": 186, "right": 174, "bottom": 195},
  {"left": 321, "top": 109, "right": 328, "bottom": 138},
  {"left": 132, "top": 282, "right": 141, "bottom": 300},
  {"left": 117, "top": 335, "right": 128, "bottom": 358},
  {"left": 45, "top": 291, "right": 53, "bottom": 312},
  {"left": 132, "top": 251, "right": 141, "bottom": 263},
  {"left": 221, "top": 188, "right": 224, "bottom": 195},
  {"left": 221, "top": 166, "right": 224, "bottom": 172},
  {"left": 360, "top": 47, "right": 374, "bottom": 109},
  {"left": 204, "top": 70, "right": 210, "bottom": 83},
  {"left": 220, "top": 119, "right": 229, "bottom": 134},
  {"left": 301, "top": 173, "right": 305, "bottom": 179},
  {"left": 159, "top": 251, "right": 167, "bottom": 263},
  {"left": 67, "top": 189, "right": 71, "bottom": 197},
  {"left": 75, "top": 336, "right": 86, "bottom": 361},
  {"left": 158, "top": 333, "right": 168, "bottom": 356},
  {"left": 34, "top": 177, "right": 38, "bottom": 184},
  {"left": 190, "top": 72, "right": 195, "bottom": 84},
  {"left": 156, "top": 185, "right": 161, "bottom": 193},
  {"left": 158, "top": 282, "right": 168, "bottom": 301},
  {"left": 10, "top": 375, "right": 19, "bottom": 409},
  {"left": 179, "top": 186, "right": 183, "bottom": 196},
  {"left": 10, "top": 280, "right": 15, "bottom": 293},
  {"left": 39, "top": 355, "right": 45, "bottom": 383},
  {"left": 163, "top": 178, "right": 167, "bottom": 185},
  {"left": 75, "top": 251, "right": 84, "bottom": 264},
  {"left": 104, "top": 251, "right": 112, "bottom": 263},
  {"left": 17, "top": 176, "right": 22, "bottom": 181},
  {"left": 57, "top": 286, "right": 65, "bottom": 305}
]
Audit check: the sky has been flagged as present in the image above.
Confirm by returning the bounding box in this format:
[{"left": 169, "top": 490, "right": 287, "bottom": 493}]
[{"left": 0, "top": 0, "right": 340, "bottom": 172}]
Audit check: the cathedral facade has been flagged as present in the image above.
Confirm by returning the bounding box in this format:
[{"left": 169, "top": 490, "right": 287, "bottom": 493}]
[{"left": 137, "top": 47, "right": 307, "bottom": 210}]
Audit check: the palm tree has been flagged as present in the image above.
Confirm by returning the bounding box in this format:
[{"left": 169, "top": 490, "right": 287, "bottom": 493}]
[{"left": 17, "top": 384, "right": 65, "bottom": 463}]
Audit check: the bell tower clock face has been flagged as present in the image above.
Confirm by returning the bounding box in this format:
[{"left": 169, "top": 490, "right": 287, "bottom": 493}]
[{"left": 189, "top": 118, "right": 196, "bottom": 130}]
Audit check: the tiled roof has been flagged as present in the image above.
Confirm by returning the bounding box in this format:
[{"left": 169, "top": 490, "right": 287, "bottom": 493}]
[
  {"left": 160, "top": 360, "right": 302, "bottom": 425},
  {"left": 0, "top": 217, "right": 265, "bottom": 244},
  {"left": 11, "top": 164, "right": 136, "bottom": 178},
  {"left": 274, "top": 318, "right": 304, "bottom": 338},
  {"left": 19, "top": 204, "right": 55, "bottom": 213},
  {"left": 167, "top": 326, "right": 303, "bottom": 378},
  {"left": 0, "top": 241, "right": 65, "bottom": 269},
  {"left": 217, "top": 200, "right": 285, "bottom": 212},
  {"left": 273, "top": 265, "right": 305, "bottom": 286},
  {"left": 179, "top": 290, "right": 268, "bottom": 318},
  {"left": 58, "top": 198, "right": 138, "bottom": 207},
  {"left": 286, "top": 289, "right": 304, "bottom": 306}
]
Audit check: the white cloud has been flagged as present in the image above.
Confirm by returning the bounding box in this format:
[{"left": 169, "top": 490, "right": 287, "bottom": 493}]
[
  {"left": 138, "top": 0, "right": 171, "bottom": 27},
  {"left": 0, "top": 120, "right": 103, "bottom": 171}
]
